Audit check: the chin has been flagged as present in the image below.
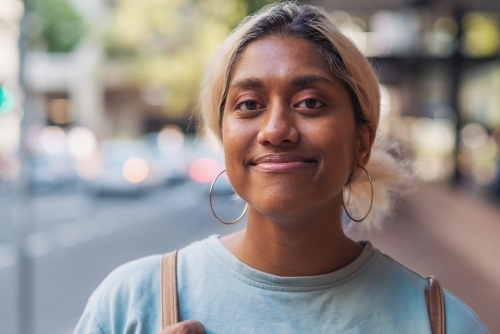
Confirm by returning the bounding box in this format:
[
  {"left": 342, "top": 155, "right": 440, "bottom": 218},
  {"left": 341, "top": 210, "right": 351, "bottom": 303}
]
[{"left": 248, "top": 189, "right": 317, "bottom": 218}]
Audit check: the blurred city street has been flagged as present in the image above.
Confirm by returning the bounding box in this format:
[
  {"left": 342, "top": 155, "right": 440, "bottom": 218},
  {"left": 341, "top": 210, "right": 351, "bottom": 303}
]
[
  {"left": 0, "top": 181, "right": 246, "bottom": 334},
  {"left": 1, "top": 181, "right": 499, "bottom": 334},
  {"left": 0, "top": 0, "right": 499, "bottom": 333}
]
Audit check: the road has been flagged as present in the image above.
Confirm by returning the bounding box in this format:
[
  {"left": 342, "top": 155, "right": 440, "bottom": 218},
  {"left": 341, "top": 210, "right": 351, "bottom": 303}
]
[
  {"left": 0, "top": 181, "right": 499, "bottom": 333},
  {"left": 0, "top": 181, "right": 246, "bottom": 334}
]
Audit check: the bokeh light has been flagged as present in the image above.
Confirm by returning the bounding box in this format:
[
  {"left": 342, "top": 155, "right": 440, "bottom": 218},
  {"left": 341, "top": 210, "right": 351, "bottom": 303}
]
[
  {"left": 40, "top": 126, "right": 66, "bottom": 156},
  {"left": 411, "top": 117, "right": 456, "bottom": 181},
  {"left": 189, "top": 158, "right": 220, "bottom": 183},
  {"left": 425, "top": 17, "right": 458, "bottom": 57},
  {"left": 158, "top": 124, "right": 184, "bottom": 155},
  {"left": 461, "top": 123, "right": 488, "bottom": 149},
  {"left": 0, "top": 87, "right": 15, "bottom": 114},
  {"left": 458, "top": 123, "right": 499, "bottom": 186},
  {"left": 462, "top": 12, "right": 500, "bottom": 57},
  {"left": 67, "top": 127, "right": 98, "bottom": 160},
  {"left": 0, "top": 113, "right": 20, "bottom": 154},
  {"left": 122, "top": 157, "right": 149, "bottom": 183}
]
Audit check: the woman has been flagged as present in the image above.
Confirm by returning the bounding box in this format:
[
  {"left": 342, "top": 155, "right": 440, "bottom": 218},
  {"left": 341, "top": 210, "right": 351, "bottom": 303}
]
[{"left": 75, "top": 3, "right": 487, "bottom": 333}]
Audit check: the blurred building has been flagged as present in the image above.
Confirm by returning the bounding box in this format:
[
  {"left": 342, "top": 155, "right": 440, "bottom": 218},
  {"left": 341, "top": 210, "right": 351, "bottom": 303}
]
[
  {"left": 2, "top": 0, "right": 500, "bottom": 198},
  {"left": 2, "top": 0, "right": 253, "bottom": 192},
  {"left": 22, "top": 0, "right": 246, "bottom": 137},
  {"left": 23, "top": 0, "right": 106, "bottom": 137},
  {"left": 0, "top": 0, "right": 24, "bottom": 185},
  {"left": 317, "top": 0, "right": 500, "bottom": 198}
]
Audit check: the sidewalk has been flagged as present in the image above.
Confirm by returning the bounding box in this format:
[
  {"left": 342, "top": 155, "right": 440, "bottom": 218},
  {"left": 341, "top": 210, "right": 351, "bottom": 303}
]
[{"left": 348, "top": 182, "right": 500, "bottom": 333}]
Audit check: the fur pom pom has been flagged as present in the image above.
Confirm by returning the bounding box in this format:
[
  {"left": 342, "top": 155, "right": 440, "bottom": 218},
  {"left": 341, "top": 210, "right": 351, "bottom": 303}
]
[{"left": 343, "top": 137, "right": 416, "bottom": 231}]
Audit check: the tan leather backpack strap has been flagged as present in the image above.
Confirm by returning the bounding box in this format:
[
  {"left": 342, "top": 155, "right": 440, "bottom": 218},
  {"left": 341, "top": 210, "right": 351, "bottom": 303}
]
[
  {"left": 426, "top": 276, "right": 446, "bottom": 334},
  {"left": 161, "top": 250, "right": 179, "bottom": 329}
]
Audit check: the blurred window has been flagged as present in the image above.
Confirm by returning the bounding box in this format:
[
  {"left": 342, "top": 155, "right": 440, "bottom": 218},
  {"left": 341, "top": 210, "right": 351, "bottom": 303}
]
[
  {"left": 460, "top": 62, "right": 500, "bottom": 129},
  {"left": 47, "top": 98, "right": 72, "bottom": 125},
  {"left": 462, "top": 12, "right": 500, "bottom": 58}
]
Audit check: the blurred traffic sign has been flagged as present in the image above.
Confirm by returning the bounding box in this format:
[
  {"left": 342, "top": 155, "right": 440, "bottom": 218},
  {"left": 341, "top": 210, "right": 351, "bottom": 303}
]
[{"left": 0, "top": 87, "right": 15, "bottom": 114}]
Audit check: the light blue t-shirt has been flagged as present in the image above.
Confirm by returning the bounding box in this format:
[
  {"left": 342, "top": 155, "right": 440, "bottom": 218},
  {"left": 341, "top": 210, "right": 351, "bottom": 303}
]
[{"left": 74, "top": 235, "right": 488, "bottom": 333}]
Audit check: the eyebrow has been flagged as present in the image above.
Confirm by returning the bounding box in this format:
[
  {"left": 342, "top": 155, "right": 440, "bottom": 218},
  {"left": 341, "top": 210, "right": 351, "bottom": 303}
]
[
  {"left": 290, "top": 74, "right": 335, "bottom": 88},
  {"left": 229, "top": 74, "right": 336, "bottom": 90},
  {"left": 229, "top": 78, "right": 265, "bottom": 89}
]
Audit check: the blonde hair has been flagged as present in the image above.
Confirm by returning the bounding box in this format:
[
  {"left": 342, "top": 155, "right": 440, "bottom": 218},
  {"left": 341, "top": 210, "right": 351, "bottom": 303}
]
[{"left": 200, "top": 2, "right": 414, "bottom": 231}]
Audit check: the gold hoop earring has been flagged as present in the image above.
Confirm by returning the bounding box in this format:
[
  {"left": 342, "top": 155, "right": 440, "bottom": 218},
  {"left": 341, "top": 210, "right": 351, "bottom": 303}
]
[
  {"left": 341, "top": 165, "right": 373, "bottom": 222},
  {"left": 209, "top": 170, "right": 248, "bottom": 225}
]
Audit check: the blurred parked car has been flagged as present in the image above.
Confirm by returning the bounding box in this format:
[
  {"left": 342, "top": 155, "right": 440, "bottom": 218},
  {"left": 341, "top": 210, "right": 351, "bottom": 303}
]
[
  {"left": 146, "top": 127, "right": 190, "bottom": 185},
  {"left": 29, "top": 155, "right": 77, "bottom": 191},
  {"left": 81, "top": 140, "right": 163, "bottom": 196},
  {"left": 186, "top": 135, "right": 235, "bottom": 195}
]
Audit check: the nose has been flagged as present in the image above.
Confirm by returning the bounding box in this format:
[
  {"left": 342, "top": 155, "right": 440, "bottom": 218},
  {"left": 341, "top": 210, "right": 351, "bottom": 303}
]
[{"left": 256, "top": 101, "right": 299, "bottom": 146}]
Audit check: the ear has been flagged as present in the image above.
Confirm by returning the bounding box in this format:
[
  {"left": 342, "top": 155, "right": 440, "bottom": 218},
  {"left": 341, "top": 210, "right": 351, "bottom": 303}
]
[{"left": 356, "top": 123, "right": 376, "bottom": 168}]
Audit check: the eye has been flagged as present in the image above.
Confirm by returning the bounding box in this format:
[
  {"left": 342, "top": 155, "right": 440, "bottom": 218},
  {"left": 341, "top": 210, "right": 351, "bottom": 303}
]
[
  {"left": 296, "top": 98, "right": 324, "bottom": 109},
  {"left": 237, "top": 100, "right": 264, "bottom": 111}
]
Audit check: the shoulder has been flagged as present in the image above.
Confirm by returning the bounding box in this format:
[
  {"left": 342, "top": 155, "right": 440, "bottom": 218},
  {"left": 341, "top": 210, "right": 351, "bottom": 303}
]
[
  {"left": 74, "top": 255, "right": 163, "bottom": 334},
  {"left": 94, "top": 254, "right": 162, "bottom": 300},
  {"left": 443, "top": 290, "right": 489, "bottom": 334},
  {"left": 371, "top": 250, "right": 487, "bottom": 333},
  {"left": 177, "top": 235, "right": 220, "bottom": 274}
]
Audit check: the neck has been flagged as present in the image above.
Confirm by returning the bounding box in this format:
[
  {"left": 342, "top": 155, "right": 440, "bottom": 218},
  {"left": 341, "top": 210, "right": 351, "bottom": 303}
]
[{"left": 221, "top": 199, "right": 363, "bottom": 277}]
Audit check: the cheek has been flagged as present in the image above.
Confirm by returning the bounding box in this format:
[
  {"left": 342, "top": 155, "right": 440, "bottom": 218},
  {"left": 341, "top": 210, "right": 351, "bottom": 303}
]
[
  {"left": 222, "top": 117, "right": 251, "bottom": 161},
  {"left": 222, "top": 117, "right": 255, "bottom": 194},
  {"left": 305, "top": 118, "right": 357, "bottom": 182}
]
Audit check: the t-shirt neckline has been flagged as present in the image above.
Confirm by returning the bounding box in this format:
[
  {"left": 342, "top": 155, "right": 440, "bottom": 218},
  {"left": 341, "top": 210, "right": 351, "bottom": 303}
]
[{"left": 203, "top": 235, "right": 378, "bottom": 291}]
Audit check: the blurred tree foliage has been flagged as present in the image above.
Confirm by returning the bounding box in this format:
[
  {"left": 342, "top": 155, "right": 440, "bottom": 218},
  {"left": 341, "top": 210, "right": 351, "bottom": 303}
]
[
  {"left": 29, "top": 0, "right": 87, "bottom": 52},
  {"left": 104, "top": 0, "right": 274, "bottom": 119},
  {"left": 244, "top": 0, "right": 276, "bottom": 15}
]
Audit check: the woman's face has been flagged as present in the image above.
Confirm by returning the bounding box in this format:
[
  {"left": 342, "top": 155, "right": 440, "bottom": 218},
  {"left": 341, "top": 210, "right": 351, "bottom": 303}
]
[{"left": 222, "top": 36, "right": 372, "bottom": 218}]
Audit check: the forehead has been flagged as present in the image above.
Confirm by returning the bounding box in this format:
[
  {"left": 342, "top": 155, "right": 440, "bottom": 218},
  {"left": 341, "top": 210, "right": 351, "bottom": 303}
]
[{"left": 229, "top": 36, "right": 336, "bottom": 84}]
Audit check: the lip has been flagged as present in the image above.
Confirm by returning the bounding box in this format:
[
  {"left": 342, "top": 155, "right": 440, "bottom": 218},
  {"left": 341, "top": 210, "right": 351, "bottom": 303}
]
[{"left": 250, "top": 153, "right": 317, "bottom": 173}]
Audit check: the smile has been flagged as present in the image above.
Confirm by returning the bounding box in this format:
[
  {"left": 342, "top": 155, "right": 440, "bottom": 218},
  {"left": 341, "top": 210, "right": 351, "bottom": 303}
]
[{"left": 250, "top": 153, "right": 317, "bottom": 173}]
